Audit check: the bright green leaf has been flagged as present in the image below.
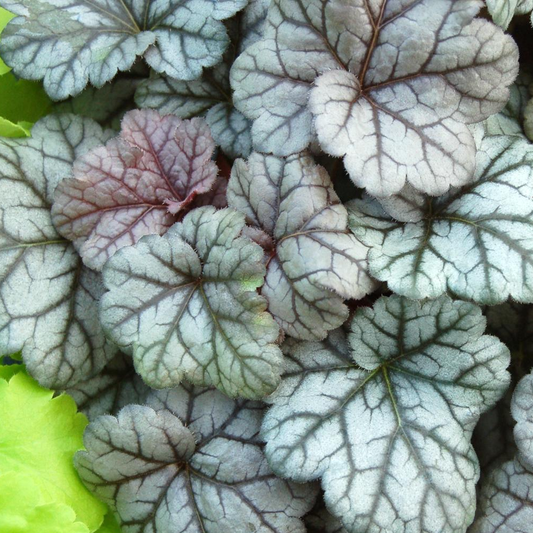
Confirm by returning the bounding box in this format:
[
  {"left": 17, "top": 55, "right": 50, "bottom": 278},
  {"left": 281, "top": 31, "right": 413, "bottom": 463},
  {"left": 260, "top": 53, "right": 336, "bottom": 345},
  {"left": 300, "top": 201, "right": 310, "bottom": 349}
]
[{"left": 0, "top": 369, "right": 107, "bottom": 531}]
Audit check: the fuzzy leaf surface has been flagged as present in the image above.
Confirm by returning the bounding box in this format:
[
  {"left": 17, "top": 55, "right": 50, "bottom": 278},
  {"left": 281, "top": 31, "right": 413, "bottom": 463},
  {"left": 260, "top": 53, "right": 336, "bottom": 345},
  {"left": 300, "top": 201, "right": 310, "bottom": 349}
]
[
  {"left": 100, "top": 206, "right": 282, "bottom": 398},
  {"left": 52, "top": 109, "right": 219, "bottom": 270},
  {"left": 262, "top": 296, "right": 510, "bottom": 533},
  {"left": 227, "top": 152, "right": 375, "bottom": 340},
  {"left": 470, "top": 459, "right": 533, "bottom": 533},
  {"left": 76, "top": 384, "right": 317, "bottom": 532},
  {"left": 136, "top": 57, "right": 252, "bottom": 159},
  {"left": 66, "top": 352, "right": 150, "bottom": 420},
  {"left": 0, "top": 114, "right": 117, "bottom": 389},
  {"left": 512, "top": 371, "right": 533, "bottom": 472},
  {"left": 231, "top": 0, "right": 518, "bottom": 196},
  {"left": 349, "top": 134, "right": 533, "bottom": 304},
  {"left": 0, "top": 0, "right": 248, "bottom": 100}
]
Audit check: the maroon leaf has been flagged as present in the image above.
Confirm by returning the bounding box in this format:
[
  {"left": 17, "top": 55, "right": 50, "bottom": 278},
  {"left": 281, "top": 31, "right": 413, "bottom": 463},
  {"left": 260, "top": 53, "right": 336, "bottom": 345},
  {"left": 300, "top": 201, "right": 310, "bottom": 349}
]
[{"left": 52, "top": 109, "right": 219, "bottom": 270}]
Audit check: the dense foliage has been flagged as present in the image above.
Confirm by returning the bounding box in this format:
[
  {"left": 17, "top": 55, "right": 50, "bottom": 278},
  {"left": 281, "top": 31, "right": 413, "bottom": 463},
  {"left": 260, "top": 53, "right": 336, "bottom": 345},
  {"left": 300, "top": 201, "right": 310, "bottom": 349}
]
[{"left": 1, "top": 1, "right": 533, "bottom": 532}]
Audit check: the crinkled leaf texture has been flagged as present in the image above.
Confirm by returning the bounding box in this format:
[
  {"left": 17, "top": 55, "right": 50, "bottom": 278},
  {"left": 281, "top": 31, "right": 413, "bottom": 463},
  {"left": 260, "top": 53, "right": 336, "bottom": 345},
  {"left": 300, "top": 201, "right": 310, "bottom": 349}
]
[
  {"left": 66, "top": 351, "right": 149, "bottom": 421},
  {"left": 0, "top": 114, "right": 118, "bottom": 389},
  {"left": 0, "top": 369, "right": 106, "bottom": 531},
  {"left": 100, "top": 206, "right": 283, "bottom": 398},
  {"left": 0, "top": 0, "right": 248, "bottom": 100},
  {"left": 52, "top": 109, "right": 220, "bottom": 271},
  {"left": 227, "top": 151, "right": 375, "bottom": 340},
  {"left": 262, "top": 295, "right": 510, "bottom": 533},
  {"left": 75, "top": 384, "right": 318, "bottom": 532},
  {"left": 136, "top": 35, "right": 253, "bottom": 159},
  {"left": 231, "top": 0, "right": 518, "bottom": 197},
  {"left": 349, "top": 133, "right": 533, "bottom": 305},
  {"left": 470, "top": 370, "right": 533, "bottom": 532}
]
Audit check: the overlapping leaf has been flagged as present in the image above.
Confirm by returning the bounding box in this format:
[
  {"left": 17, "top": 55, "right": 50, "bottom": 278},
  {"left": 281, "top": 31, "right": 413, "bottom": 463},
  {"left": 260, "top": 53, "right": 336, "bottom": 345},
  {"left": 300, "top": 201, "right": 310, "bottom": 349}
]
[
  {"left": 0, "top": 0, "right": 248, "bottom": 100},
  {"left": 471, "top": 370, "right": 533, "bottom": 532},
  {"left": 0, "top": 114, "right": 118, "bottom": 389},
  {"left": 52, "top": 109, "right": 220, "bottom": 271},
  {"left": 75, "top": 384, "right": 317, "bottom": 532},
  {"left": 100, "top": 206, "right": 283, "bottom": 398},
  {"left": 305, "top": 500, "right": 348, "bottom": 533},
  {"left": 262, "top": 296, "right": 510, "bottom": 533},
  {"left": 66, "top": 352, "right": 149, "bottom": 421},
  {"left": 227, "top": 151, "right": 375, "bottom": 340},
  {"left": 136, "top": 52, "right": 252, "bottom": 159},
  {"left": 487, "top": 0, "right": 533, "bottom": 29},
  {"left": 231, "top": 0, "right": 518, "bottom": 197},
  {"left": 349, "top": 134, "right": 533, "bottom": 304}
]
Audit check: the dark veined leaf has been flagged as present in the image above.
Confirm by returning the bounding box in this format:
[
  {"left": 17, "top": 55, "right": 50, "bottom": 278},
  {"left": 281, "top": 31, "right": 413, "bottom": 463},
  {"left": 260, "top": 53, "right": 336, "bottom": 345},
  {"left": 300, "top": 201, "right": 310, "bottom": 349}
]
[
  {"left": 75, "top": 384, "right": 318, "bottom": 532},
  {"left": 52, "top": 109, "right": 220, "bottom": 271},
  {"left": 100, "top": 206, "right": 283, "bottom": 398},
  {"left": 231, "top": 0, "right": 518, "bottom": 197},
  {"left": 0, "top": 114, "right": 118, "bottom": 389},
  {"left": 227, "top": 151, "right": 376, "bottom": 340},
  {"left": 262, "top": 296, "right": 510, "bottom": 533},
  {"left": 349, "top": 134, "right": 533, "bottom": 305},
  {"left": 66, "top": 351, "right": 149, "bottom": 421},
  {"left": 470, "top": 370, "right": 533, "bottom": 532},
  {"left": 136, "top": 49, "right": 253, "bottom": 159},
  {"left": 0, "top": 0, "right": 248, "bottom": 100},
  {"left": 484, "top": 71, "right": 533, "bottom": 138}
]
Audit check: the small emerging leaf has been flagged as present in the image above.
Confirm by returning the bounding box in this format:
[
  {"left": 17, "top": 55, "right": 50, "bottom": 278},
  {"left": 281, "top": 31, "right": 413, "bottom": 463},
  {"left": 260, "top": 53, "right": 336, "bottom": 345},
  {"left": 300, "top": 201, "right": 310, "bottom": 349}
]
[
  {"left": 52, "top": 109, "right": 219, "bottom": 270},
  {"left": 76, "top": 384, "right": 317, "bottom": 532},
  {"left": 349, "top": 134, "right": 533, "bottom": 304},
  {"left": 100, "top": 206, "right": 283, "bottom": 398},
  {"left": 262, "top": 296, "right": 510, "bottom": 533},
  {"left": 0, "top": 0, "right": 248, "bottom": 100}
]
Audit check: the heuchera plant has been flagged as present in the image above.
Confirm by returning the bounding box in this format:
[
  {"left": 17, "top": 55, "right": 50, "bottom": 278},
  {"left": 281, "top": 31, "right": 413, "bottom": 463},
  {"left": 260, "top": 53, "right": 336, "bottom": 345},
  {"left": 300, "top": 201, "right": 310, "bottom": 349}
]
[{"left": 2, "top": 1, "right": 533, "bottom": 532}]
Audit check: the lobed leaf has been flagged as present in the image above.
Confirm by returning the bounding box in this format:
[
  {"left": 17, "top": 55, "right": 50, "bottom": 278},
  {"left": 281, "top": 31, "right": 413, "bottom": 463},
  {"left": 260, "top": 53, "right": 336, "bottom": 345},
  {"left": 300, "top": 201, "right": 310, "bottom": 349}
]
[
  {"left": 0, "top": 0, "right": 248, "bottom": 100},
  {"left": 75, "top": 384, "right": 317, "bottom": 532},
  {"left": 0, "top": 114, "right": 118, "bottom": 389},
  {"left": 231, "top": 0, "right": 518, "bottom": 197},
  {"left": 136, "top": 54, "right": 252, "bottom": 159},
  {"left": 471, "top": 370, "right": 533, "bottom": 532},
  {"left": 349, "top": 134, "right": 533, "bottom": 304},
  {"left": 100, "top": 206, "right": 283, "bottom": 398},
  {"left": 0, "top": 369, "right": 107, "bottom": 531},
  {"left": 52, "top": 109, "right": 219, "bottom": 270},
  {"left": 66, "top": 351, "right": 150, "bottom": 421},
  {"left": 262, "top": 295, "right": 510, "bottom": 533},
  {"left": 227, "top": 151, "right": 376, "bottom": 340}
]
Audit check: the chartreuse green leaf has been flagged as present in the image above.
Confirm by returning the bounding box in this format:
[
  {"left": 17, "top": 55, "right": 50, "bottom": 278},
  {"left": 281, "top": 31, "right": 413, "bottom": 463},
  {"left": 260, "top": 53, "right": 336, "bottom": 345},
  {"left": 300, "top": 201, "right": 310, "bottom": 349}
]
[
  {"left": 0, "top": 6, "right": 13, "bottom": 74},
  {"left": 75, "top": 384, "right": 317, "bottom": 532},
  {"left": 262, "top": 295, "right": 510, "bottom": 533},
  {"left": 0, "top": 472, "right": 90, "bottom": 533},
  {"left": 100, "top": 206, "right": 283, "bottom": 398},
  {"left": 0, "top": 0, "right": 248, "bottom": 100},
  {"left": 471, "top": 370, "right": 533, "bottom": 532},
  {"left": 227, "top": 152, "right": 376, "bottom": 340},
  {"left": 0, "top": 367, "right": 107, "bottom": 531},
  {"left": 349, "top": 133, "right": 533, "bottom": 305},
  {"left": 231, "top": 0, "right": 518, "bottom": 197},
  {"left": 0, "top": 114, "right": 118, "bottom": 389}
]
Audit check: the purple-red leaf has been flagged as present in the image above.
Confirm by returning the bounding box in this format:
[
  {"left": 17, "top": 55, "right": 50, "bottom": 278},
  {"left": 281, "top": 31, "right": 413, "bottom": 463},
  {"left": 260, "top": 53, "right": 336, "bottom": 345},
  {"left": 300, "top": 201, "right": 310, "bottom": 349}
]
[{"left": 52, "top": 109, "right": 219, "bottom": 270}]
